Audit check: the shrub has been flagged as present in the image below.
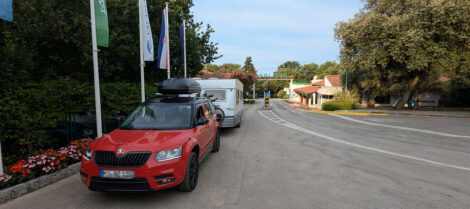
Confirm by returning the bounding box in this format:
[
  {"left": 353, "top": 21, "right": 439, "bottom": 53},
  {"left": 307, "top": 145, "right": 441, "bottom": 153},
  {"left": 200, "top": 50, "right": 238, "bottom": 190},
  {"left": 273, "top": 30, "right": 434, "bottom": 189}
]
[
  {"left": 0, "top": 139, "right": 91, "bottom": 189},
  {"left": 321, "top": 101, "right": 356, "bottom": 111},
  {"left": 0, "top": 78, "right": 90, "bottom": 164},
  {"left": 0, "top": 78, "right": 157, "bottom": 167},
  {"left": 332, "top": 90, "right": 360, "bottom": 103},
  {"left": 277, "top": 90, "right": 287, "bottom": 99}
]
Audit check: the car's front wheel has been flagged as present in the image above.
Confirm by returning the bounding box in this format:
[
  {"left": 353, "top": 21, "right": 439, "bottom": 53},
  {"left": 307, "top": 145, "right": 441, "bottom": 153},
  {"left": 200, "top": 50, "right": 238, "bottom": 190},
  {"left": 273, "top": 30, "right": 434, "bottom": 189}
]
[{"left": 179, "top": 152, "right": 198, "bottom": 191}]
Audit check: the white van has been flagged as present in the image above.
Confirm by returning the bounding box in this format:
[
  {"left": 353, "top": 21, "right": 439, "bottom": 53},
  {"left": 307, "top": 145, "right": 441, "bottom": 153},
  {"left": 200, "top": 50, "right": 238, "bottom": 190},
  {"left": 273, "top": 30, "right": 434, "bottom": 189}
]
[{"left": 194, "top": 79, "right": 243, "bottom": 128}]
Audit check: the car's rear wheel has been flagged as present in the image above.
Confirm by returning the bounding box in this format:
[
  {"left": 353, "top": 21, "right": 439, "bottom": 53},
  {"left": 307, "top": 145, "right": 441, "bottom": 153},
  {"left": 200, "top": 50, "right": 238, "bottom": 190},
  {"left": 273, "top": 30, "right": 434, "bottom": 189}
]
[
  {"left": 211, "top": 129, "right": 220, "bottom": 153},
  {"left": 179, "top": 152, "right": 198, "bottom": 191}
]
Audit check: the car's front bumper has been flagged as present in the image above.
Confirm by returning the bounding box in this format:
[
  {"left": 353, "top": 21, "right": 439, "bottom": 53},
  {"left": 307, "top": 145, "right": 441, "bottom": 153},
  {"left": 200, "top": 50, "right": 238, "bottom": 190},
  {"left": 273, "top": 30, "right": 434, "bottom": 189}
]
[{"left": 80, "top": 152, "right": 189, "bottom": 192}]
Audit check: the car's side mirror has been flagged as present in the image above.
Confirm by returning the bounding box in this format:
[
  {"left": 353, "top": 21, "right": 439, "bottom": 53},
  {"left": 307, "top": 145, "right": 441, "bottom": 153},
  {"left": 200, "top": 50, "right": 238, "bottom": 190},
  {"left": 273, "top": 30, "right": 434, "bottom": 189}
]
[
  {"left": 197, "top": 117, "right": 209, "bottom": 126},
  {"left": 216, "top": 113, "right": 222, "bottom": 122}
]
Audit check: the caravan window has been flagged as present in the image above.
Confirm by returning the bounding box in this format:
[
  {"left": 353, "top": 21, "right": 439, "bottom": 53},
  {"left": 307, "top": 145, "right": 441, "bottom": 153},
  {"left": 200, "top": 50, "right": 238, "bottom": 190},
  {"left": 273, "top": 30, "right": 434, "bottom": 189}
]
[{"left": 205, "top": 90, "right": 226, "bottom": 101}]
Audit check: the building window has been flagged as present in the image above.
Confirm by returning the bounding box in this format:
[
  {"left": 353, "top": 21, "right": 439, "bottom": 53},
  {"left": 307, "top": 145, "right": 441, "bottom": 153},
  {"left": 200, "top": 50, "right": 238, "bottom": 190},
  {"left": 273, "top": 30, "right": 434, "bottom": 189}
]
[{"left": 205, "top": 90, "right": 226, "bottom": 101}]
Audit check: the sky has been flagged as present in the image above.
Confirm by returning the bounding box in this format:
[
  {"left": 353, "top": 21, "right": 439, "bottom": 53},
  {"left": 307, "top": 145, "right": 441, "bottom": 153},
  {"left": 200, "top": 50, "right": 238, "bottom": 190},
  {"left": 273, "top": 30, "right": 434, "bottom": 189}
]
[{"left": 192, "top": 0, "right": 364, "bottom": 75}]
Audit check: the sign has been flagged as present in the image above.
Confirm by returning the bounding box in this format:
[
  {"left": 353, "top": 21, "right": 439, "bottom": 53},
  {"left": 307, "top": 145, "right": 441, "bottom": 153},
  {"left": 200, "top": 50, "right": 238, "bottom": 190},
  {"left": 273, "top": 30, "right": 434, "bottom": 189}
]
[
  {"left": 258, "top": 73, "right": 288, "bottom": 78},
  {"left": 264, "top": 91, "right": 270, "bottom": 108}
]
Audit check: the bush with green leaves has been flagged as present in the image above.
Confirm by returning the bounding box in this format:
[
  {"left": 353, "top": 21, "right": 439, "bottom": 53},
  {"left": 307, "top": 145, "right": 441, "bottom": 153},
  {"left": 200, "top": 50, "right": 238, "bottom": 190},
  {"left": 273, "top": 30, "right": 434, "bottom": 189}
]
[
  {"left": 0, "top": 77, "right": 157, "bottom": 167},
  {"left": 332, "top": 90, "right": 360, "bottom": 104},
  {"left": 277, "top": 90, "right": 287, "bottom": 99},
  {"left": 0, "top": 78, "right": 89, "bottom": 163},
  {"left": 321, "top": 101, "right": 356, "bottom": 111}
]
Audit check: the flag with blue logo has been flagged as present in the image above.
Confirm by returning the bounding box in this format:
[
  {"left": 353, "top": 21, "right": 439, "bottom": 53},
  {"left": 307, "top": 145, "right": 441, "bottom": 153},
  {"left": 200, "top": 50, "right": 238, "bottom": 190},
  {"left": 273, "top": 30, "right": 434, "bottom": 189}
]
[
  {"left": 157, "top": 7, "right": 169, "bottom": 69},
  {"left": 0, "top": 0, "right": 13, "bottom": 22},
  {"left": 141, "top": 0, "right": 154, "bottom": 61}
]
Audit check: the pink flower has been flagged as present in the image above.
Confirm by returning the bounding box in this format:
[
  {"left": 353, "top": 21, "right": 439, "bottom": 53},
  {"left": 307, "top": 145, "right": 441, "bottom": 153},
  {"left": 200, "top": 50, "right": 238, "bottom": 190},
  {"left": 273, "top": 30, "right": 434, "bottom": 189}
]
[{"left": 42, "top": 167, "right": 46, "bottom": 171}]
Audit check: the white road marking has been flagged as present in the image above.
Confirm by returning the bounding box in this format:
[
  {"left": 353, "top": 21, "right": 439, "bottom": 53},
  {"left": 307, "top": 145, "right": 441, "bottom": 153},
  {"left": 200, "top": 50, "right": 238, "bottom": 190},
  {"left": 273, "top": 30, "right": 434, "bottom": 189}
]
[
  {"left": 258, "top": 110, "right": 470, "bottom": 172},
  {"left": 364, "top": 118, "right": 404, "bottom": 123},
  {"left": 330, "top": 114, "right": 470, "bottom": 139}
]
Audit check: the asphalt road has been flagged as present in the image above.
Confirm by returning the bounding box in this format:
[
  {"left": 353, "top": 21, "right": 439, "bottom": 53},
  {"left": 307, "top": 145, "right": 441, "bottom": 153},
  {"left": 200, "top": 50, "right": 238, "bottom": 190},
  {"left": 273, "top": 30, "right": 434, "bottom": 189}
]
[{"left": 2, "top": 99, "right": 470, "bottom": 209}]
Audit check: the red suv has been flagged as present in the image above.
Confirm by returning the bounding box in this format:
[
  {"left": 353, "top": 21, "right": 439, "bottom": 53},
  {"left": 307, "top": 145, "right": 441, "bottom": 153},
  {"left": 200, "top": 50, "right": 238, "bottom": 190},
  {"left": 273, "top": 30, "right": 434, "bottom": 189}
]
[{"left": 80, "top": 79, "right": 222, "bottom": 192}]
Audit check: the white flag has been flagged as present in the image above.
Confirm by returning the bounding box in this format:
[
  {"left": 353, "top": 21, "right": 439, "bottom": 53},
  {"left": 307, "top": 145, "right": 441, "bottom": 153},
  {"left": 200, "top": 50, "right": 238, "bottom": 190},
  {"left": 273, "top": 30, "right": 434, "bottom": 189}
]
[{"left": 141, "top": 0, "right": 154, "bottom": 61}]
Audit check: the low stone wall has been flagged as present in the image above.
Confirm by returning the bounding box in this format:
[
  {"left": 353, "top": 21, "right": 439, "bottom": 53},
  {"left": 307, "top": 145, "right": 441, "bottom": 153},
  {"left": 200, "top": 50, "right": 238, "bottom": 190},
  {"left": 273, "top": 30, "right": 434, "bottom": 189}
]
[{"left": 0, "top": 162, "right": 80, "bottom": 204}]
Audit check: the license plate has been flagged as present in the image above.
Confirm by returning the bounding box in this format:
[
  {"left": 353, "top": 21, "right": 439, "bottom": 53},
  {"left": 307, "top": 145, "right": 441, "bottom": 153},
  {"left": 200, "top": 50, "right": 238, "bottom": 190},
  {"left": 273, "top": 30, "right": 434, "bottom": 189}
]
[{"left": 99, "top": 170, "right": 135, "bottom": 179}]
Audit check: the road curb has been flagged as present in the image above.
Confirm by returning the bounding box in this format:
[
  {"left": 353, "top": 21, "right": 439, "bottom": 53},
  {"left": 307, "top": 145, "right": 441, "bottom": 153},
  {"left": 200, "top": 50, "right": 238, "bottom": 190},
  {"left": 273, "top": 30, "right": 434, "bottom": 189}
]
[
  {"left": 0, "top": 162, "right": 80, "bottom": 204},
  {"left": 338, "top": 111, "right": 470, "bottom": 119}
]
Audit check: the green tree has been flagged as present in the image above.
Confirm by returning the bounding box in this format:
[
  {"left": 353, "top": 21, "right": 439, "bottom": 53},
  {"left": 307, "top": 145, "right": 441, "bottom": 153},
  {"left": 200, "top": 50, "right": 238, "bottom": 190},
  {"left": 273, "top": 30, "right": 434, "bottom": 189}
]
[
  {"left": 295, "top": 63, "right": 318, "bottom": 82},
  {"left": 335, "top": 0, "right": 470, "bottom": 109},
  {"left": 278, "top": 61, "right": 301, "bottom": 71},
  {"left": 0, "top": 0, "right": 221, "bottom": 85},
  {"left": 206, "top": 63, "right": 242, "bottom": 73},
  {"left": 242, "top": 56, "right": 256, "bottom": 74},
  {"left": 317, "top": 61, "right": 338, "bottom": 78}
]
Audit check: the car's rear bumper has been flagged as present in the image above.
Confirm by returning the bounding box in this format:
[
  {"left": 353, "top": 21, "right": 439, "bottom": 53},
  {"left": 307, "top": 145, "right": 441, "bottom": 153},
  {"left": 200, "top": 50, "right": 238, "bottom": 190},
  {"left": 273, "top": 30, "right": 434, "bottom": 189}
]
[{"left": 80, "top": 152, "right": 189, "bottom": 192}]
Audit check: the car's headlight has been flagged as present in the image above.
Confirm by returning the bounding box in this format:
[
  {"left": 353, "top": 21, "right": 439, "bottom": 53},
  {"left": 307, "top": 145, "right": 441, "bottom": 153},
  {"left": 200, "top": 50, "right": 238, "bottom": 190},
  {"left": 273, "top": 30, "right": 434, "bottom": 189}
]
[
  {"left": 83, "top": 149, "right": 93, "bottom": 160},
  {"left": 155, "top": 147, "right": 182, "bottom": 162}
]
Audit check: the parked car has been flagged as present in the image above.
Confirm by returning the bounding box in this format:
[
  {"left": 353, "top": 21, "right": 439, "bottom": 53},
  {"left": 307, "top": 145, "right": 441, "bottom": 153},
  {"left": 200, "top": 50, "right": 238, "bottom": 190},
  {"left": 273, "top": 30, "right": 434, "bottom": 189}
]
[
  {"left": 80, "top": 78, "right": 223, "bottom": 192},
  {"left": 194, "top": 78, "right": 243, "bottom": 128}
]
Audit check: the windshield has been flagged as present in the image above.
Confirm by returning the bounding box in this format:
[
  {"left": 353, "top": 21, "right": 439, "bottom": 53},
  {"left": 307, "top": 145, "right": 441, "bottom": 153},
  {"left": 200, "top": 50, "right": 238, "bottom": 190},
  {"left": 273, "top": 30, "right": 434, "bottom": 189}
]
[{"left": 120, "top": 103, "right": 192, "bottom": 130}]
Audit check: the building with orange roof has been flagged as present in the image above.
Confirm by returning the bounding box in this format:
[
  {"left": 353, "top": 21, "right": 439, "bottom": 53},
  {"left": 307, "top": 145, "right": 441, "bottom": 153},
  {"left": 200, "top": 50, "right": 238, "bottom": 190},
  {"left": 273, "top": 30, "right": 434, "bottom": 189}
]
[{"left": 293, "top": 75, "right": 343, "bottom": 108}]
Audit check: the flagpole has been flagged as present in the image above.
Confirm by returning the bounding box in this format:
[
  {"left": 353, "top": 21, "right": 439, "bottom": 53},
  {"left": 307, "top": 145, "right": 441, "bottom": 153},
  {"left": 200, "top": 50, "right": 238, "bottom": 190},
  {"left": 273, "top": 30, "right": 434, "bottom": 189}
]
[
  {"left": 139, "top": 0, "right": 145, "bottom": 102},
  {"left": 165, "top": 2, "right": 171, "bottom": 79},
  {"left": 183, "top": 19, "right": 187, "bottom": 78},
  {"left": 90, "top": 0, "right": 103, "bottom": 137}
]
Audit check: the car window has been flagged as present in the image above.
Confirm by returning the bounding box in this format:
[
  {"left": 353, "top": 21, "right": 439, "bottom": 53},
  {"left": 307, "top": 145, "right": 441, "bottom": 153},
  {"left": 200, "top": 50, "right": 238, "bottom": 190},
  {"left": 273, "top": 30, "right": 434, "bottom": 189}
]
[
  {"left": 120, "top": 103, "right": 192, "bottom": 130},
  {"left": 205, "top": 90, "right": 226, "bottom": 101},
  {"left": 203, "top": 101, "right": 212, "bottom": 117}
]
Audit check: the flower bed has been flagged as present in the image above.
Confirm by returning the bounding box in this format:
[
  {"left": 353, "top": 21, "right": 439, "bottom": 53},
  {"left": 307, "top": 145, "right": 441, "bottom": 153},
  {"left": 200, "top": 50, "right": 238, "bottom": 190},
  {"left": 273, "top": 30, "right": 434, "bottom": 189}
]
[{"left": 0, "top": 139, "right": 91, "bottom": 189}]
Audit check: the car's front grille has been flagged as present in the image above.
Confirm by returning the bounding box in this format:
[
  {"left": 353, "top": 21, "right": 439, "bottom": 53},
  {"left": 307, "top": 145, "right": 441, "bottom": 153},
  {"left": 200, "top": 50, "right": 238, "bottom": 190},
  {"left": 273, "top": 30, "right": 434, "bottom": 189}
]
[
  {"left": 94, "top": 151, "right": 151, "bottom": 168},
  {"left": 90, "top": 177, "right": 151, "bottom": 192}
]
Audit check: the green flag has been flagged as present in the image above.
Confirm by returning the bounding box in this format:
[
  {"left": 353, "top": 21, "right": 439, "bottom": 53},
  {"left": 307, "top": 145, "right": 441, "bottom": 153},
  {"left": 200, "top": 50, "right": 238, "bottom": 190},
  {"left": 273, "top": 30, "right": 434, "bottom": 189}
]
[{"left": 95, "top": 0, "right": 109, "bottom": 47}]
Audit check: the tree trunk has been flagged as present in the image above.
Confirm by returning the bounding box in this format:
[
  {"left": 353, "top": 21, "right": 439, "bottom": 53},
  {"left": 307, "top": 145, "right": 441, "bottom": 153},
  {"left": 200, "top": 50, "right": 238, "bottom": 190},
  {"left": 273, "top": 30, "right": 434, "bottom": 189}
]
[
  {"left": 368, "top": 94, "right": 376, "bottom": 108},
  {"left": 394, "top": 75, "right": 420, "bottom": 109},
  {"left": 361, "top": 93, "right": 369, "bottom": 108}
]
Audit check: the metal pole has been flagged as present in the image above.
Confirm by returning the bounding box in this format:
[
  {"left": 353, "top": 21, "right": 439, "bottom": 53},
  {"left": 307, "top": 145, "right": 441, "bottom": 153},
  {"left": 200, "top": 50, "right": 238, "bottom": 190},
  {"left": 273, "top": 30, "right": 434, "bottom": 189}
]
[
  {"left": 139, "top": 0, "right": 145, "bottom": 102},
  {"left": 0, "top": 141, "right": 3, "bottom": 174},
  {"left": 165, "top": 2, "right": 171, "bottom": 79},
  {"left": 345, "top": 70, "right": 348, "bottom": 91},
  {"left": 289, "top": 79, "right": 293, "bottom": 101},
  {"left": 90, "top": 0, "right": 103, "bottom": 137},
  {"left": 183, "top": 19, "right": 187, "bottom": 78}
]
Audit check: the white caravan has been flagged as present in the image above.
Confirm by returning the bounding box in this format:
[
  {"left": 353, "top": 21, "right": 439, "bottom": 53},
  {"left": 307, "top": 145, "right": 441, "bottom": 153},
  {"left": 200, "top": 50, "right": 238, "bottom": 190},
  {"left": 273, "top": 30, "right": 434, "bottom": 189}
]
[{"left": 194, "top": 79, "right": 243, "bottom": 128}]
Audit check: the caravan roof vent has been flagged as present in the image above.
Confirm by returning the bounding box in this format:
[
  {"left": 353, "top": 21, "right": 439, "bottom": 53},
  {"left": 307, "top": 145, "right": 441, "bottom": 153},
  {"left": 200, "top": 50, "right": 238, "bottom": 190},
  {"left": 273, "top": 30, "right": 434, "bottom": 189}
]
[{"left": 158, "top": 78, "right": 201, "bottom": 94}]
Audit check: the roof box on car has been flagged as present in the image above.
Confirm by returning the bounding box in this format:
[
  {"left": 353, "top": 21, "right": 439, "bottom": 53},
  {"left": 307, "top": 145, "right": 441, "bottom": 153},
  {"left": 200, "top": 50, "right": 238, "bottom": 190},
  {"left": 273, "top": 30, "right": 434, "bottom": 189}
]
[{"left": 158, "top": 78, "right": 201, "bottom": 94}]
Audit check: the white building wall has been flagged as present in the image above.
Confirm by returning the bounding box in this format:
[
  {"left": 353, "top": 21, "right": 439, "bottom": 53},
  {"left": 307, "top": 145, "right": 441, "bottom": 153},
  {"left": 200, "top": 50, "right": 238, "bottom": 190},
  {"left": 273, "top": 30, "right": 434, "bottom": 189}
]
[
  {"left": 324, "top": 78, "right": 332, "bottom": 87},
  {"left": 288, "top": 83, "right": 309, "bottom": 102}
]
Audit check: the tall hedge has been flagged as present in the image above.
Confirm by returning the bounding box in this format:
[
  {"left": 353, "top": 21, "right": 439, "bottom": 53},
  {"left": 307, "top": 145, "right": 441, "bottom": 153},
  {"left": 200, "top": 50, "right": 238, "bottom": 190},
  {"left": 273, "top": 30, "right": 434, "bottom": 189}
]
[{"left": 0, "top": 78, "right": 157, "bottom": 167}]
